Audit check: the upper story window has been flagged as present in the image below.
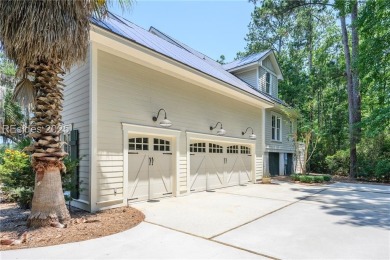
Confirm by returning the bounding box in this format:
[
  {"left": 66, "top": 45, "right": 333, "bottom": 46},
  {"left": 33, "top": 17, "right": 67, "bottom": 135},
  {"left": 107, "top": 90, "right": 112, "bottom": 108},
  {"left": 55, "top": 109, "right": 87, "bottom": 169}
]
[
  {"left": 271, "top": 115, "right": 281, "bottom": 141},
  {"left": 265, "top": 72, "right": 271, "bottom": 94}
]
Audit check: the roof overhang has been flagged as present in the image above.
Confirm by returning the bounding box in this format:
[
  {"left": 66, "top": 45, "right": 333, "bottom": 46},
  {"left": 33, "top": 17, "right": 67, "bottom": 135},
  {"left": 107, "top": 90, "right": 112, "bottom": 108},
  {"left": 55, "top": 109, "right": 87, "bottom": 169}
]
[
  {"left": 227, "top": 50, "right": 284, "bottom": 80},
  {"left": 259, "top": 51, "right": 284, "bottom": 80},
  {"left": 90, "top": 25, "right": 273, "bottom": 109},
  {"left": 226, "top": 62, "right": 259, "bottom": 74}
]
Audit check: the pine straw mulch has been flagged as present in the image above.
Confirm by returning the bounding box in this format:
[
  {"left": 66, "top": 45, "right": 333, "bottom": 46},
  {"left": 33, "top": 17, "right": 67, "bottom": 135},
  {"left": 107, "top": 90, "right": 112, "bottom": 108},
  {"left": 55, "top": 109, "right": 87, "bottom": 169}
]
[{"left": 0, "top": 203, "right": 144, "bottom": 251}]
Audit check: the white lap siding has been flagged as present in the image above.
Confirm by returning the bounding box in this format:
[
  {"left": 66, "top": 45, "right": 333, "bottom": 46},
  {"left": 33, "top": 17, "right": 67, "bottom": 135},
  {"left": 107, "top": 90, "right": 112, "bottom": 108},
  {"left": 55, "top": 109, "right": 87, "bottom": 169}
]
[
  {"left": 95, "top": 50, "right": 265, "bottom": 209},
  {"left": 234, "top": 69, "right": 258, "bottom": 89},
  {"left": 63, "top": 51, "right": 91, "bottom": 211},
  {"left": 264, "top": 108, "right": 295, "bottom": 153}
]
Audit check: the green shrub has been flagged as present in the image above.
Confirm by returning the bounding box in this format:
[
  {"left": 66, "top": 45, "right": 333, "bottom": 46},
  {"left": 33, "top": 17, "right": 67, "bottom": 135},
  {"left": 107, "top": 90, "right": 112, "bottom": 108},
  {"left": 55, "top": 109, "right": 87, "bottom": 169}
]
[
  {"left": 291, "top": 174, "right": 300, "bottom": 181},
  {"left": 313, "top": 176, "right": 324, "bottom": 183},
  {"left": 10, "top": 187, "right": 34, "bottom": 209},
  {"left": 325, "top": 149, "right": 349, "bottom": 176},
  {"left": 374, "top": 159, "right": 390, "bottom": 182},
  {"left": 0, "top": 149, "right": 34, "bottom": 208},
  {"left": 299, "top": 175, "right": 313, "bottom": 183},
  {"left": 0, "top": 147, "right": 82, "bottom": 209},
  {"left": 323, "top": 175, "right": 332, "bottom": 182}
]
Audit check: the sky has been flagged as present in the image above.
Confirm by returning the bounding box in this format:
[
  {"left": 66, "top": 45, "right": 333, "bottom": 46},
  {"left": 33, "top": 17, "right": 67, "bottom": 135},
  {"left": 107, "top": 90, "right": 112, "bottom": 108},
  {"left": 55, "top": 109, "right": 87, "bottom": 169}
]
[{"left": 110, "top": 0, "right": 254, "bottom": 62}]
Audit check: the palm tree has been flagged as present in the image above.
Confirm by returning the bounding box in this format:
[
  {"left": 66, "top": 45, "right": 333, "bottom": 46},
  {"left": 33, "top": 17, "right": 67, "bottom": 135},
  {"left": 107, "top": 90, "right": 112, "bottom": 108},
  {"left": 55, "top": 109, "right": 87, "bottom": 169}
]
[{"left": 0, "top": 0, "right": 131, "bottom": 227}]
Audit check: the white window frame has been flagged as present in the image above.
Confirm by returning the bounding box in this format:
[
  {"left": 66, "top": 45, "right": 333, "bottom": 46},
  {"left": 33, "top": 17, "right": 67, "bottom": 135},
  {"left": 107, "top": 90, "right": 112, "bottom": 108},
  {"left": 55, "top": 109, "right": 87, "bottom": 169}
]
[
  {"left": 265, "top": 72, "right": 271, "bottom": 95},
  {"left": 260, "top": 66, "right": 277, "bottom": 96},
  {"left": 271, "top": 113, "right": 282, "bottom": 142}
]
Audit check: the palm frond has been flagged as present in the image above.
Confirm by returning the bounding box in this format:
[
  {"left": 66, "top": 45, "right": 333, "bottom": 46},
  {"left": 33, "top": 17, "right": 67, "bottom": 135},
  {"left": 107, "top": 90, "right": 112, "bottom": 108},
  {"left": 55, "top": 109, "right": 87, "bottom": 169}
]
[
  {"left": 0, "top": 0, "right": 92, "bottom": 70},
  {"left": 13, "top": 77, "right": 35, "bottom": 108},
  {"left": 92, "top": 0, "right": 133, "bottom": 18},
  {"left": 0, "top": 0, "right": 133, "bottom": 70}
]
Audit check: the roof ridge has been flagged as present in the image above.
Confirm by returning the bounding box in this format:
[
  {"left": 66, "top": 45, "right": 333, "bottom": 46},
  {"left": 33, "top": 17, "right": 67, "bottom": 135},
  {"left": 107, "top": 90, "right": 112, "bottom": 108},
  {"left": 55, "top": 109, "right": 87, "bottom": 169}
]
[
  {"left": 149, "top": 26, "right": 222, "bottom": 66},
  {"left": 149, "top": 26, "right": 190, "bottom": 52}
]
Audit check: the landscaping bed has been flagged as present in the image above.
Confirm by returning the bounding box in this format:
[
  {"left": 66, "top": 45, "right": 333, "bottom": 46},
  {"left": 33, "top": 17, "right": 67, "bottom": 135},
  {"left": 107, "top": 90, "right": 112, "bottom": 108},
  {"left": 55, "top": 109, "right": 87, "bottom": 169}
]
[
  {"left": 0, "top": 203, "right": 144, "bottom": 251},
  {"left": 273, "top": 174, "right": 333, "bottom": 185}
]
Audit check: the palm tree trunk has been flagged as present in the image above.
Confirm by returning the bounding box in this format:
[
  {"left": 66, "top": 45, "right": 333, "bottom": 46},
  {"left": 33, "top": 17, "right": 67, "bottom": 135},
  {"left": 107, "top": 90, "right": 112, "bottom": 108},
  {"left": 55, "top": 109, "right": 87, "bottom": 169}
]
[
  {"left": 28, "top": 167, "right": 70, "bottom": 227},
  {"left": 26, "top": 60, "right": 69, "bottom": 227}
]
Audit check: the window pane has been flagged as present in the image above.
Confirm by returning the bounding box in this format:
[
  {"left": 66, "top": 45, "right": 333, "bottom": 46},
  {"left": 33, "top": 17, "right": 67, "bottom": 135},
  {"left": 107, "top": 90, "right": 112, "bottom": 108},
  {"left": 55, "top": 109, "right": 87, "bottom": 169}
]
[
  {"left": 129, "top": 144, "right": 135, "bottom": 150},
  {"left": 154, "top": 138, "right": 158, "bottom": 144},
  {"left": 136, "top": 138, "right": 141, "bottom": 143},
  {"left": 143, "top": 138, "right": 148, "bottom": 143},
  {"left": 143, "top": 145, "right": 148, "bottom": 150},
  {"left": 136, "top": 144, "right": 142, "bottom": 150},
  {"left": 166, "top": 146, "right": 170, "bottom": 151},
  {"left": 129, "top": 138, "right": 135, "bottom": 143}
]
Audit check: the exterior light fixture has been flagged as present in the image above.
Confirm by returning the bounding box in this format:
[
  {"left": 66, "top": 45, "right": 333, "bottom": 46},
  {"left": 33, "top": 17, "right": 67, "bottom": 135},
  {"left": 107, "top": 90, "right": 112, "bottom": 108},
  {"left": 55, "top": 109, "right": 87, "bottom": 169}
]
[
  {"left": 210, "top": 122, "right": 226, "bottom": 136},
  {"left": 152, "top": 108, "right": 172, "bottom": 127},
  {"left": 242, "top": 127, "right": 256, "bottom": 140}
]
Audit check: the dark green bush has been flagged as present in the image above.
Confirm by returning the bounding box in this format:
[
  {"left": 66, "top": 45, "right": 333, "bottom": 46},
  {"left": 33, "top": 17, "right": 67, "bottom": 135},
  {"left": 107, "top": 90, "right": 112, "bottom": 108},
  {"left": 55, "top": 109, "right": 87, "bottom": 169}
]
[
  {"left": 374, "top": 159, "right": 390, "bottom": 182},
  {"left": 323, "top": 175, "right": 332, "bottom": 182},
  {"left": 325, "top": 149, "right": 349, "bottom": 176},
  {"left": 291, "top": 174, "right": 300, "bottom": 181},
  {"left": 299, "top": 175, "right": 313, "bottom": 183},
  {"left": 313, "top": 176, "right": 324, "bottom": 183}
]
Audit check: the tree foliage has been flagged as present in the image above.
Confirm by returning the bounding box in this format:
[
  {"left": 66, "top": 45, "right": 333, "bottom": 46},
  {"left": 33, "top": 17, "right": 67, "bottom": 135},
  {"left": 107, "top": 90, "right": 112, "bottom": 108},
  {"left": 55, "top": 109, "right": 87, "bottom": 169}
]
[{"left": 241, "top": 0, "right": 389, "bottom": 179}]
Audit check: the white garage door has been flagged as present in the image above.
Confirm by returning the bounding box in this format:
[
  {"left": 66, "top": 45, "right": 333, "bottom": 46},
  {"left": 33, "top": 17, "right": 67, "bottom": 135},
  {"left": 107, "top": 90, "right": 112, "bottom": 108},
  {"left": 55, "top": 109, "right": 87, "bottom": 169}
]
[
  {"left": 190, "top": 141, "right": 252, "bottom": 192},
  {"left": 128, "top": 136, "right": 173, "bottom": 202}
]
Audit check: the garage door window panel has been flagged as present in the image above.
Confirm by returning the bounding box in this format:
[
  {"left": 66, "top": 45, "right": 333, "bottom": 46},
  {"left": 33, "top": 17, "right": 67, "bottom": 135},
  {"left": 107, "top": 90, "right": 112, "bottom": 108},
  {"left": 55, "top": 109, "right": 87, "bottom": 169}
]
[
  {"left": 227, "top": 145, "right": 239, "bottom": 154},
  {"left": 209, "top": 143, "right": 223, "bottom": 153},
  {"left": 153, "top": 138, "right": 170, "bottom": 151},
  {"left": 129, "top": 137, "right": 149, "bottom": 151},
  {"left": 190, "top": 143, "right": 206, "bottom": 153},
  {"left": 241, "top": 146, "right": 251, "bottom": 154}
]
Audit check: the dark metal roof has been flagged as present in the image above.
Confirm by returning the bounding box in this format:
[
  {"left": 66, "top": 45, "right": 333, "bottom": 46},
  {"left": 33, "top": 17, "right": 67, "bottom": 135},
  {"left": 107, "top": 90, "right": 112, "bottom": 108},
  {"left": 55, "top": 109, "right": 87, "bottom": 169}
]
[
  {"left": 222, "top": 51, "right": 270, "bottom": 71},
  {"left": 147, "top": 26, "right": 289, "bottom": 107},
  {"left": 90, "top": 12, "right": 273, "bottom": 104}
]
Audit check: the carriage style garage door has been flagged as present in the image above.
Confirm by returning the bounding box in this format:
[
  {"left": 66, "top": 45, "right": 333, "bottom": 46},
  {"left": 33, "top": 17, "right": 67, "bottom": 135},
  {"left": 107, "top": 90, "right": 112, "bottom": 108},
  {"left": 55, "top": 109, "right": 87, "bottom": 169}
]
[
  {"left": 128, "top": 136, "right": 173, "bottom": 202},
  {"left": 190, "top": 140, "right": 252, "bottom": 192}
]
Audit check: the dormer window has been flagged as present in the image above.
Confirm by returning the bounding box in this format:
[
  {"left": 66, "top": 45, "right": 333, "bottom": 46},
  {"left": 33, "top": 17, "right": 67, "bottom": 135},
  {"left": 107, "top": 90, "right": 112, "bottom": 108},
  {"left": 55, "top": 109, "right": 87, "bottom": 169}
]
[{"left": 266, "top": 72, "right": 271, "bottom": 94}]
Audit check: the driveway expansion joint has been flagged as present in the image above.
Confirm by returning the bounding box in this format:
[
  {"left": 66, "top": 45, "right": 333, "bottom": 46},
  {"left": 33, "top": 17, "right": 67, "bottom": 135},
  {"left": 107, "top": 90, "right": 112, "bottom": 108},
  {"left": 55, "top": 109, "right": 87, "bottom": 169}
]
[
  {"left": 209, "top": 187, "right": 328, "bottom": 239},
  {"left": 143, "top": 220, "right": 277, "bottom": 259}
]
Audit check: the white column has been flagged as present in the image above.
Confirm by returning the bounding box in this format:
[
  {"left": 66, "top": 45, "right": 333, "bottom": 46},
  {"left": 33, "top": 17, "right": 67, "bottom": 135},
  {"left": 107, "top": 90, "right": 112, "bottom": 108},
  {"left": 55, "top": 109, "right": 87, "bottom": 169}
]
[{"left": 279, "top": 153, "right": 285, "bottom": 175}]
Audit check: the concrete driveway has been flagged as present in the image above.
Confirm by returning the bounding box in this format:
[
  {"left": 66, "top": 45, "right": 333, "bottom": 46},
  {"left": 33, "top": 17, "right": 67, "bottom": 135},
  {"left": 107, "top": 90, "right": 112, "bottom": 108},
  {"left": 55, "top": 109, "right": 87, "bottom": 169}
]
[
  {"left": 133, "top": 182, "right": 390, "bottom": 259},
  {"left": 2, "top": 182, "right": 389, "bottom": 259}
]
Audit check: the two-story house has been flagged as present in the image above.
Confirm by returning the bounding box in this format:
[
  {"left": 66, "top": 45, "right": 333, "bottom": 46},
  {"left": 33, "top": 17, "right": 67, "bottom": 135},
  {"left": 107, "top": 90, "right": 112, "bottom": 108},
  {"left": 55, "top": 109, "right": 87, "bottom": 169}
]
[
  {"left": 223, "top": 53, "right": 295, "bottom": 177},
  {"left": 62, "top": 12, "right": 296, "bottom": 212}
]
